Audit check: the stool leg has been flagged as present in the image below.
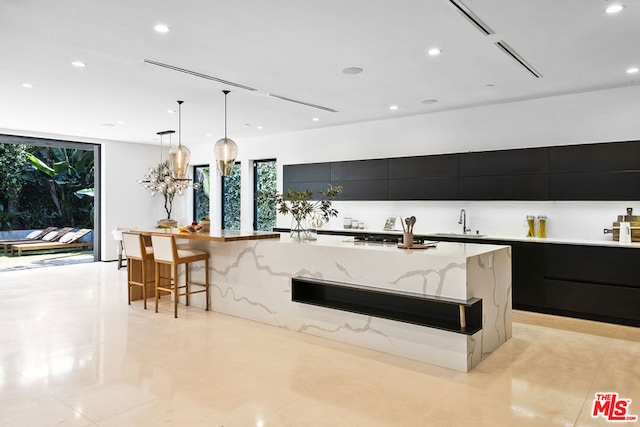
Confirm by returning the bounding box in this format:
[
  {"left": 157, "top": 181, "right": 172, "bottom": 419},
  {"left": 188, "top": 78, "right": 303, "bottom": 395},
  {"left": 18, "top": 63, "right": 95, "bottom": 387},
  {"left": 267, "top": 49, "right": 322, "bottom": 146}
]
[
  {"left": 141, "top": 259, "right": 147, "bottom": 310},
  {"left": 155, "top": 262, "right": 160, "bottom": 313},
  {"left": 205, "top": 258, "right": 210, "bottom": 311},
  {"left": 127, "top": 258, "right": 131, "bottom": 305},
  {"left": 173, "top": 264, "right": 179, "bottom": 318},
  {"left": 185, "top": 263, "right": 190, "bottom": 307}
]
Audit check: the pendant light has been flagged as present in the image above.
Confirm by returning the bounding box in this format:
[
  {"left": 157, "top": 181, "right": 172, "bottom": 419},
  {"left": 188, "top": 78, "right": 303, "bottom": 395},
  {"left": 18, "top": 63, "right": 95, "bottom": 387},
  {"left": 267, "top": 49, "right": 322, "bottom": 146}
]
[
  {"left": 214, "top": 90, "right": 238, "bottom": 176},
  {"left": 169, "top": 100, "right": 191, "bottom": 179}
]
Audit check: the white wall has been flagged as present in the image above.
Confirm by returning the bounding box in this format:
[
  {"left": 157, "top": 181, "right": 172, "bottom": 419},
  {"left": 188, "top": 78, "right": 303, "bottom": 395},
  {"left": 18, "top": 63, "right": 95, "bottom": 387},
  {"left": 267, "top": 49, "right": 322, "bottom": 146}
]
[{"left": 190, "top": 84, "right": 640, "bottom": 242}]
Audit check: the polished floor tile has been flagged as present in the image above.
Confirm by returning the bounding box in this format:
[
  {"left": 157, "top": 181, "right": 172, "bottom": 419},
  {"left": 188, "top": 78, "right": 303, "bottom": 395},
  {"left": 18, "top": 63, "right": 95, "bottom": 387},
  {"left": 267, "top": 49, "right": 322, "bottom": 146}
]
[{"left": 0, "top": 262, "right": 638, "bottom": 426}]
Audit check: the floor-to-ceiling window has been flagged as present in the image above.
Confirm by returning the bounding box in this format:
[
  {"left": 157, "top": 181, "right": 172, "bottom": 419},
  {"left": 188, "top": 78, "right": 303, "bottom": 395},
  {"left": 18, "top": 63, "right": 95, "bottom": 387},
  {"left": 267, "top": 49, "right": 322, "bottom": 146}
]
[
  {"left": 221, "top": 162, "right": 241, "bottom": 230},
  {"left": 192, "top": 165, "right": 210, "bottom": 222},
  {"left": 0, "top": 134, "right": 100, "bottom": 260},
  {"left": 253, "top": 159, "right": 277, "bottom": 231}
]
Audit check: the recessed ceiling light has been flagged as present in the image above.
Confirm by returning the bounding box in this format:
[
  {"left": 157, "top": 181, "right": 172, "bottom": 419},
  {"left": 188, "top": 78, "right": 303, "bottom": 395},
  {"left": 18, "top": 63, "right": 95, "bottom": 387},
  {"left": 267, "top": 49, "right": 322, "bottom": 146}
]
[
  {"left": 205, "top": 133, "right": 212, "bottom": 137},
  {"left": 389, "top": 105, "right": 399, "bottom": 110},
  {"left": 167, "top": 109, "right": 176, "bottom": 114},
  {"left": 154, "top": 24, "right": 170, "bottom": 33},
  {"left": 485, "top": 84, "right": 494, "bottom": 88},
  {"left": 117, "top": 120, "right": 125, "bottom": 125},
  {"left": 341, "top": 67, "right": 363, "bottom": 75},
  {"left": 22, "top": 83, "right": 33, "bottom": 88},
  {"left": 102, "top": 123, "right": 115, "bottom": 127},
  {"left": 605, "top": 4, "right": 625, "bottom": 13},
  {"left": 312, "top": 117, "right": 319, "bottom": 122},
  {"left": 427, "top": 48, "right": 442, "bottom": 56},
  {"left": 71, "top": 61, "right": 86, "bottom": 68},
  {"left": 257, "top": 125, "right": 264, "bottom": 130},
  {"left": 421, "top": 99, "right": 438, "bottom": 104},
  {"left": 627, "top": 67, "right": 639, "bottom": 74}
]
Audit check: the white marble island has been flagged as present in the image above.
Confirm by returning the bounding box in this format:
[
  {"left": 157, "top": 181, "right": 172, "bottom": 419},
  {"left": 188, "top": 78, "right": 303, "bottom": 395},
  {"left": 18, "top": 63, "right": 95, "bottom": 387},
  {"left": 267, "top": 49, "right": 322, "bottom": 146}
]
[{"left": 184, "top": 234, "right": 512, "bottom": 372}]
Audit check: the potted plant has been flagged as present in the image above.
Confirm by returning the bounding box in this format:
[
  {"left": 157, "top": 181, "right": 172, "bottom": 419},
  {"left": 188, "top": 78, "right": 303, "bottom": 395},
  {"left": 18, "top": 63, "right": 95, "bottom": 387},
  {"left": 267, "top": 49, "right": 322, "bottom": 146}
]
[
  {"left": 138, "top": 160, "right": 188, "bottom": 227},
  {"left": 260, "top": 185, "right": 342, "bottom": 240}
]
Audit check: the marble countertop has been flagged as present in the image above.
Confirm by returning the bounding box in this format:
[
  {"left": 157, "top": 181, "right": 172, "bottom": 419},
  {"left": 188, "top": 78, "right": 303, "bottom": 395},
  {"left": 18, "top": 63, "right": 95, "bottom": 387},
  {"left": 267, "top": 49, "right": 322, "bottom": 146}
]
[
  {"left": 279, "top": 235, "right": 508, "bottom": 258},
  {"left": 308, "top": 227, "right": 640, "bottom": 249},
  {"left": 140, "top": 229, "right": 281, "bottom": 242}
]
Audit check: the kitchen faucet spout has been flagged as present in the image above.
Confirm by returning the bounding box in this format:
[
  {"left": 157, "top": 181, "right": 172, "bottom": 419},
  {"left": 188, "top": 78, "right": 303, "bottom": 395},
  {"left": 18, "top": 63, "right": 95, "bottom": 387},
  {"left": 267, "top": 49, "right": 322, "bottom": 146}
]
[{"left": 458, "top": 209, "right": 471, "bottom": 234}]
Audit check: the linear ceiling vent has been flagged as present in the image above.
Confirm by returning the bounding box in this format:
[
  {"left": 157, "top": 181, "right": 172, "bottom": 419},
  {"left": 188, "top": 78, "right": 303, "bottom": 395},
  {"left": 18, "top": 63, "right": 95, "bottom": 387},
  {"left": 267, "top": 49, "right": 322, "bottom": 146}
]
[
  {"left": 143, "top": 59, "right": 258, "bottom": 91},
  {"left": 494, "top": 41, "right": 543, "bottom": 78},
  {"left": 448, "top": 0, "right": 494, "bottom": 35},
  {"left": 268, "top": 93, "right": 338, "bottom": 113}
]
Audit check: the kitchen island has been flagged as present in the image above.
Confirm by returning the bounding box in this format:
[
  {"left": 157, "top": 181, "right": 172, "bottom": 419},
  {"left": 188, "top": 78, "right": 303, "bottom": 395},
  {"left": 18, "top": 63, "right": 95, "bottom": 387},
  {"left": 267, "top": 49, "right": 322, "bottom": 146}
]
[{"left": 170, "top": 233, "right": 511, "bottom": 372}]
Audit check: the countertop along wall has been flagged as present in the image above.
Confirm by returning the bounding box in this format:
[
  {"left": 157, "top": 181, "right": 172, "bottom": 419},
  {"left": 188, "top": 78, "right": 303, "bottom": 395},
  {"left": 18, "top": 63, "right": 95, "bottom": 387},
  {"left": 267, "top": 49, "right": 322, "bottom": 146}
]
[{"left": 225, "top": 84, "right": 640, "bottom": 242}]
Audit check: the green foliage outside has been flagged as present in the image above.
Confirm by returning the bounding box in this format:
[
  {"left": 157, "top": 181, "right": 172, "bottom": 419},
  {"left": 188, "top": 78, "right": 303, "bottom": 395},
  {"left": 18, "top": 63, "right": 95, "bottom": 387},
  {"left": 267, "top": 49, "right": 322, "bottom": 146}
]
[
  {"left": 194, "top": 166, "right": 210, "bottom": 221},
  {"left": 255, "top": 161, "right": 277, "bottom": 231},
  {"left": 0, "top": 142, "right": 94, "bottom": 231},
  {"left": 223, "top": 163, "right": 241, "bottom": 230}
]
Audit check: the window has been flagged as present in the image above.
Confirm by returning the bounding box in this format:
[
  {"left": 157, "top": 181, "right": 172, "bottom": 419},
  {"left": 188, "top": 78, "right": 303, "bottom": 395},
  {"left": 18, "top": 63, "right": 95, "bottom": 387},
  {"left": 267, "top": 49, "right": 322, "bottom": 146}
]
[
  {"left": 221, "top": 162, "right": 241, "bottom": 230},
  {"left": 192, "top": 165, "right": 210, "bottom": 221},
  {"left": 253, "top": 159, "right": 277, "bottom": 231}
]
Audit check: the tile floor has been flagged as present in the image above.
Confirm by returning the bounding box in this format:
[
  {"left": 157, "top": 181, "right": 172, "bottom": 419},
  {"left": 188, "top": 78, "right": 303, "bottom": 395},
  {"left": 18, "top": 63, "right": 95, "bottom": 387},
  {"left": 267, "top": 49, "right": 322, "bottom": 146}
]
[{"left": 0, "top": 261, "right": 638, "bottom": 427}]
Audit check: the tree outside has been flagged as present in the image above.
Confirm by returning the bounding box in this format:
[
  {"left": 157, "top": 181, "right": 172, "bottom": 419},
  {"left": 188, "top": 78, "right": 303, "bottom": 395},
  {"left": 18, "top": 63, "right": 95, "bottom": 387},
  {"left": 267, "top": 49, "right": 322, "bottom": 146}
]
[
  {"left": 0, "top": 142, "right": 94, "bottom": 231},
  {"left": 222, "top": 163, "right": 241, "bottom": 230}
]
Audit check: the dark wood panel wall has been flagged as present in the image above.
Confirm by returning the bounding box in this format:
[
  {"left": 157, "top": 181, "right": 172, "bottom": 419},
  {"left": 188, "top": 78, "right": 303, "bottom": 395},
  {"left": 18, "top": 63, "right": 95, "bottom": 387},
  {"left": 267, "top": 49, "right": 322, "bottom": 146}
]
[{"left": 283, "top": 140, "right": 640, "bottom": 201}]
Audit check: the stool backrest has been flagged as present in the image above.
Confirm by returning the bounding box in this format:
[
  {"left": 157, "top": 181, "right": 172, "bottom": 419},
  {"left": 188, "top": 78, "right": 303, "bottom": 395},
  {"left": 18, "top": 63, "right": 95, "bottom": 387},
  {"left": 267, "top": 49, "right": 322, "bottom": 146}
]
[
  {"left": 122, "top": 232, "right": 147, "bottom": 259},
  {"left": 150, "top": 234, "right": 176, "bottom": 263}
]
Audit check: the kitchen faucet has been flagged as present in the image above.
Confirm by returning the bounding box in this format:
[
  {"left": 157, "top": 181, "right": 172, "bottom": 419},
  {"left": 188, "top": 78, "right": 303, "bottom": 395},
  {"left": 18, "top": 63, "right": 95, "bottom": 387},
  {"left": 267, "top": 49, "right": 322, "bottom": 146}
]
[{"left": 458, "top": 209, "right": 471, "bottom": 234}]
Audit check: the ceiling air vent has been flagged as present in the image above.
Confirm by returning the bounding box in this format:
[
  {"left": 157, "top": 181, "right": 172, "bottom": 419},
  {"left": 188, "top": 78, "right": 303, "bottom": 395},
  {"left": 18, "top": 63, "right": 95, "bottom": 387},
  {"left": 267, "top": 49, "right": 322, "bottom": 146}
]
[
  {"left": 268, "top": 94, "right": 338, "bottom": 113},
  {"left": 494, "top": 41, "right": 543, "bottom": 78},
  {"left": 143, "top": 59, "right": 258, "bottom": 91},
  {"left": 448, "top": 0, "right": 494, "bottom": 35}
]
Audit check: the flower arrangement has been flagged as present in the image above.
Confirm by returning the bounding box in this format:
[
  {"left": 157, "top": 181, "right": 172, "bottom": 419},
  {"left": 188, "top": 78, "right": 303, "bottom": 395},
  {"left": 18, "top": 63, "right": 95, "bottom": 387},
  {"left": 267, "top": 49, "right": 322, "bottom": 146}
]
[
  {"left": 138, "top": 160, "right": 189, "bottom": 220},
  {"left": 259, "top": 185, "right": 342, "bottom": 239}
]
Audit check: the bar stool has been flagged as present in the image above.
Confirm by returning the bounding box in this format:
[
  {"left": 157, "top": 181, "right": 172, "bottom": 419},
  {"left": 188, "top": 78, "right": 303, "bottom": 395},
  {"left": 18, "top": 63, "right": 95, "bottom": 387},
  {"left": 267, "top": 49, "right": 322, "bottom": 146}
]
[
  {"left": 151, "top": 234, "right": 210, "bottom": 318},
  {"left": 122, "top": 232, "right": 154, "bottom": 309}
]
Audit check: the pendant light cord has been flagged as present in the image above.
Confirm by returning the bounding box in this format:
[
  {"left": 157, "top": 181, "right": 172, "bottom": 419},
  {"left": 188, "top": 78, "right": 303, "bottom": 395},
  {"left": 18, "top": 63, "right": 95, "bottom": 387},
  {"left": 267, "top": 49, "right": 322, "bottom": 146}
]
[
  {"left": 177, "top": 100, "right": 184, "bottom": 147},
  {"left": 223, "top": 90, "right": 230, "bottom": 140}
]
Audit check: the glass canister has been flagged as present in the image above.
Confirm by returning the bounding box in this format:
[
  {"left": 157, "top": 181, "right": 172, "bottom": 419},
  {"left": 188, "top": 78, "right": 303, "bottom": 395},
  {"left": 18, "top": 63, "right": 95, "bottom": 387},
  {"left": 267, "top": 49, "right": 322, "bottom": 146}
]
[
  {"left": 526, "top": 215, "right": 536, "bottom": 237},
  {"left": 537, "top": 215, "right": 547, "bottom": 238}
]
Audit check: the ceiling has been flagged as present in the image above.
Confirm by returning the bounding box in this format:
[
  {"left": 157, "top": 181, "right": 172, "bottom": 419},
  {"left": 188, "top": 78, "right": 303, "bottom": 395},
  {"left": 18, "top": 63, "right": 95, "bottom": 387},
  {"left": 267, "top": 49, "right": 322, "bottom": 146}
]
[{"left": 1, "top": 0, "right": 639, "bottom": 147}]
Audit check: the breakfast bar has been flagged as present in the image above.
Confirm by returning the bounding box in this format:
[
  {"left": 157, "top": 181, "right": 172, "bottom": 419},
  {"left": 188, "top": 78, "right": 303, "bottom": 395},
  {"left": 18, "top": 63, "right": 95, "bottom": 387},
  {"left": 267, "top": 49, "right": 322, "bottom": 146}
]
[{"left": 140, "top": 231, "right": 511, "bottom": 372}]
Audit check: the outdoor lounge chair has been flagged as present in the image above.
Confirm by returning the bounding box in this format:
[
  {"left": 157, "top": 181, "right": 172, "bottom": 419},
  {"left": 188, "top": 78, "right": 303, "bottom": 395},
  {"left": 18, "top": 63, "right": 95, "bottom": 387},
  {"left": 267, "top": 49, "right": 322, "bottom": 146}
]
[
  {"left": 11, "top": 229, "right": 93, "bottom": 256},
  {"left": 0, "top": 227, "right": 58, "bottom": 254}
]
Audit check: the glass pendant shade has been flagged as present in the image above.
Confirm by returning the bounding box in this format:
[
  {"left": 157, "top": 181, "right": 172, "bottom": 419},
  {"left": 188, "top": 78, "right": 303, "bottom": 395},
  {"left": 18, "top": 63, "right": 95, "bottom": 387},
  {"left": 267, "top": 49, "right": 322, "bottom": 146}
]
[
  {"left": 214, "top": 90, "right": 238, "bottom": 176},
  {"left": 169, "top": 144, "right": 191, "bottom": 179},
  {"left": 214, "top": 137, "right": 237, "bottom": 176}
]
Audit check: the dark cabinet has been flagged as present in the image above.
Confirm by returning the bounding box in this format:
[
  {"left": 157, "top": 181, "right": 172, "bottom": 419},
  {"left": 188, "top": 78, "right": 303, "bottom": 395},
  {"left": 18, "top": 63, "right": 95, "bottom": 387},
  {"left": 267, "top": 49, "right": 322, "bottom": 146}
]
[
  {"left": 511, "top": 242, "right": 545, "bottom": 309},
  {"left": 544, "top": 244, "right": 639, "bottom": 287},
  {"left": 330, "top": 159, "right": 388, "bottom": 181},
  {"left": 283, "top": 140, "right": 640, "bottom": 201},
  {"left": 389, "top": 154, "right": 458, "bottom": 179},
  {"left": 549, "top": 141, "right": 640, "bottom": 200},
  {"left": 459, "top": 148, "right": 549, "bottom": 176},
  {"left": 459, "top": 175, "right": 549, "bottom": 200},
  {"left": 549, "top": 140, "right": 640, "bottom": 173},
  {"left": 388, "top": 154, "right": 459, "bottom": 200},
  {"left": 283, "top": 163, "right": 331, "bottom": 195}
]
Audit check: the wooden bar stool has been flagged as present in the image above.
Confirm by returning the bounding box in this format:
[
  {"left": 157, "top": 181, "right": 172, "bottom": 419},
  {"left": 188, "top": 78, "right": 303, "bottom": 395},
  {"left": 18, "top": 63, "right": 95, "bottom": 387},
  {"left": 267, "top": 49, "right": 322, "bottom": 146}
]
[
  {"left": 151, "top": 234, "right": 210, "bottom": 318},
  {"left": 122, "top": 232, "right": 155, "bottom": 309}
]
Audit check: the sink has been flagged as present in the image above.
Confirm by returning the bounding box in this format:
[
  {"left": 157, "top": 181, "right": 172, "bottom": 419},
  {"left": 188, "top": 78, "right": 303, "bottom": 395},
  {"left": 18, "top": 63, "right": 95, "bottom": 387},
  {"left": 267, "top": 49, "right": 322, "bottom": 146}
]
[{"left": 431, "top": 233, "right": 487, "bottom": 238}]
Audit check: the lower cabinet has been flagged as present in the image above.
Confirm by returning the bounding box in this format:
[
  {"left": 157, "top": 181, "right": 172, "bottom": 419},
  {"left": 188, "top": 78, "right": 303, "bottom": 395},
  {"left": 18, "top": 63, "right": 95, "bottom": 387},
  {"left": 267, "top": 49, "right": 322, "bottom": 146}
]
[
  {"left": 511, "top": 242, "right": 545, "bottom": 309},
  {"left": 545, "top": 279, "right": 640, "bottom": 323}
]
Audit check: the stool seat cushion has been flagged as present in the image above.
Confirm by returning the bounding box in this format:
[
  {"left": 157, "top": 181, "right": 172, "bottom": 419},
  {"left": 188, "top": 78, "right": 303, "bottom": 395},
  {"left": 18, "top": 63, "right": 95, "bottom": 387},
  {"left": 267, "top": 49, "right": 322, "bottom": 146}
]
[{"left": 177, "top": 247, "right": 208, "bottom": 258}]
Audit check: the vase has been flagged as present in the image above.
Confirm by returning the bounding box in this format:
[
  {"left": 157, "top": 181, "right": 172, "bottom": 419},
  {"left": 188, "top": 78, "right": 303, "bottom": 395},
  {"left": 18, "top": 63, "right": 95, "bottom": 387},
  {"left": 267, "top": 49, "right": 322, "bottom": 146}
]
[
  {"left": 157, "top": 219, "right": 177, "bottom": 228},
  {"left": 291, "top": 216, "right": 316, "bottom": 240}
]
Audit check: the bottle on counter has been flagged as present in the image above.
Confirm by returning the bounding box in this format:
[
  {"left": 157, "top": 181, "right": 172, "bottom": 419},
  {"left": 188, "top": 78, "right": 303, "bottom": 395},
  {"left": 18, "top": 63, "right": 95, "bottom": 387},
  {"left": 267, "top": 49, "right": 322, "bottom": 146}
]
[
  {"left": 537, "top": 215, "right": 547, "bottom": 238},
  {"left": 526, "top": 215, "right": 536, "bottom": 237}
]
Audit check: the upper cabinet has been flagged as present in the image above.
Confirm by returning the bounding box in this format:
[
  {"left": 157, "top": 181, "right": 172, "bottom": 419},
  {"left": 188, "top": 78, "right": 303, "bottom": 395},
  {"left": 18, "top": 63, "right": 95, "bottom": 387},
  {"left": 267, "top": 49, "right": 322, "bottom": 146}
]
[
  {"left": 388, "top": 154, "right": 459, "bottom": 200},
  {"left": 282, "top": 140, "right": 640, "bottom": 202},
  {"left": 459, "top": 148, "right": 549, "bottom": 200},
  {"left": 549, "top": 141, "right": 640, "bottom": 200}
]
